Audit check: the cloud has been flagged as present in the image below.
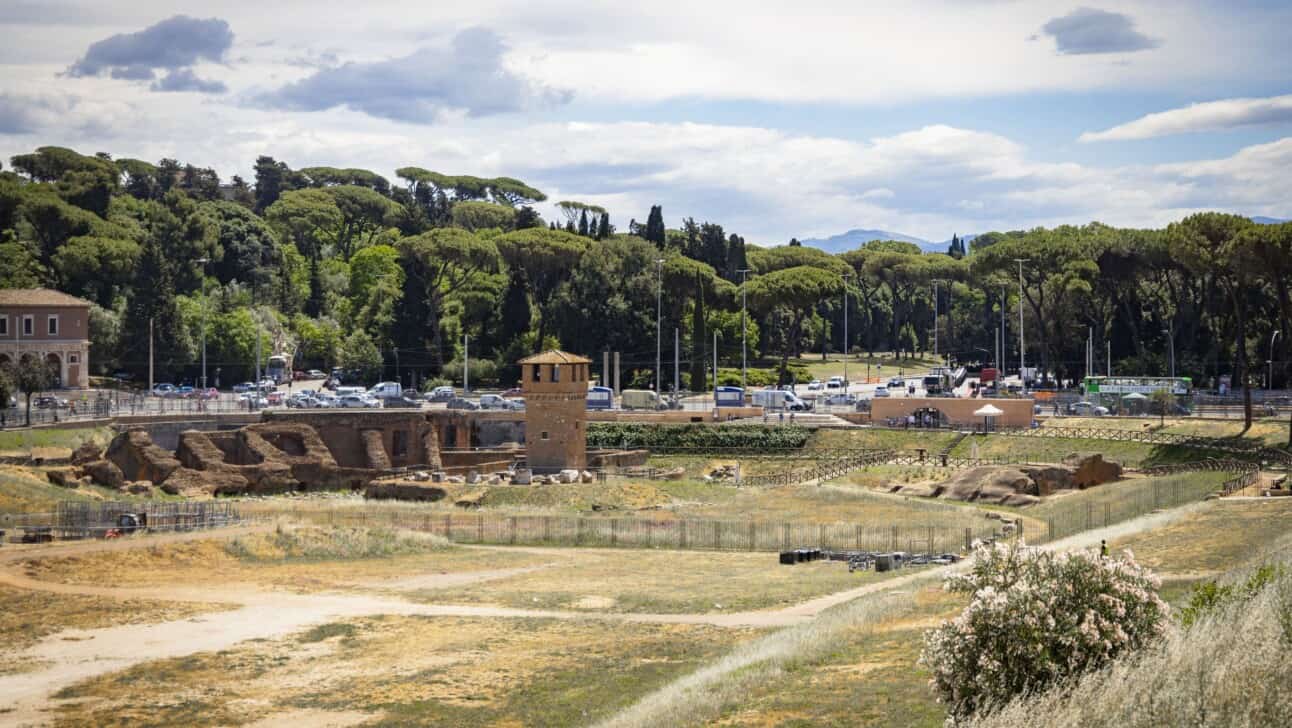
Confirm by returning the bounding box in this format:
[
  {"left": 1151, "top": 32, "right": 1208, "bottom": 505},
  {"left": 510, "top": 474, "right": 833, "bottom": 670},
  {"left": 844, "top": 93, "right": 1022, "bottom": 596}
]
[
  {"left": 252, "top": 27, "right": 570, "bottom": 122},
  {"left": 0, "top": 92, "right": 74, "bottom": 134},
  {"left": 67, "top": 15, "right": 233, "bottom": 80},
  {"left": 1039, "top": 8, "right": 1158, "bottom": 55},
  {"left": 1081, "top": 94, "right": 1292, "bottom": 141},
  {"left": 150, "top": 68, "right": 227, "bottom": 94}
]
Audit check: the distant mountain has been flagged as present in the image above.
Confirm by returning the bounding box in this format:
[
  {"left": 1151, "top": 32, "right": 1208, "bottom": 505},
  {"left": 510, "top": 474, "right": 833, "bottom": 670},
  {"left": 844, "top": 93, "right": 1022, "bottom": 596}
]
[
  {"left": 800, "top": 229, "right": 976, "bottom": 255},
  {"left": 1252, "top": 216, "right": 1287, "bottom": 225}
]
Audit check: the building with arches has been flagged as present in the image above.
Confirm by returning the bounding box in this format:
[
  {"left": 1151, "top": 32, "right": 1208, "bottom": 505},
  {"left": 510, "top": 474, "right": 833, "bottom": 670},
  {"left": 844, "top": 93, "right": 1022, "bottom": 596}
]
[{"left": 0, "top": 289, "right": 92, "bottom": 388}]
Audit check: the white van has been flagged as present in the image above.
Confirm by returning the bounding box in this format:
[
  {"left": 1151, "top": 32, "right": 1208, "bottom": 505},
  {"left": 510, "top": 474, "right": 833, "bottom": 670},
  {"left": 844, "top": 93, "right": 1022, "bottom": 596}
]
[
  {"left": 621, "top": 389, "right": 662, "bottom": 410},
  {"left": 751, "top": 389, "right": 811, "bottom": 411},
  {"left": 368, "top": 382, "right": 403, "bottom": 399}
]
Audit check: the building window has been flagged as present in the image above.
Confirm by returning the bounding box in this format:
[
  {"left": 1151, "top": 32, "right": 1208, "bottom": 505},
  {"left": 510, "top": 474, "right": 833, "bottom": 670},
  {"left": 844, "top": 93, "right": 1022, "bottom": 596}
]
[
  {"left": 0, "top": 317, "right": 6, "bottom": 336},
  {"left": 22, "top": 316, "right": 33, "bottom": 336},
  {"left": 47, "top": 316, "right": 58, "bottom": 336},
  {"left": 541, "top": 431, "right": 550, "bottom": 440},
  {"left": 551, "top": 364, "right": 560, "bottom": 383},
  {"left": 69, "top": 353, "right": 79, "bottom": 364},
  {"left": 392, "top": 430, "right": 408, "bottom": 458},
  {"left": 532, "top": 364, "right": 541, "bottom": 382}
]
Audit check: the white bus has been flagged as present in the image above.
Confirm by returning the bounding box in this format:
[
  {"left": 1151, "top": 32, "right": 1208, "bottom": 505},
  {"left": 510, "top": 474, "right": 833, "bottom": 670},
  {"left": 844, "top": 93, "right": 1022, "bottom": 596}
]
[{"left": 266, "top": 353, "right": 291, "bottom": 384}]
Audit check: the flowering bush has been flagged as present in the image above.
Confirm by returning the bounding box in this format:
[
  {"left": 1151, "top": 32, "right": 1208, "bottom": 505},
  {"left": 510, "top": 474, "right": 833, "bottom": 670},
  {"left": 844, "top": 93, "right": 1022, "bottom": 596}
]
[{"left": 921, "top": 540, "right": 1169, "bottom": 720}]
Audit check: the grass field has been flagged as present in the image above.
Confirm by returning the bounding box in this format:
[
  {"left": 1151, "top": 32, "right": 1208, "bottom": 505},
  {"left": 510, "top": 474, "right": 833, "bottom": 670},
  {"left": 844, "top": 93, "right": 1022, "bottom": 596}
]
[
  {"left": 0, "top": 464, "right": 147, "bottom": 513},
  {"left": 0, "top": 426, "right": 112, "bottom": 457},
  {"left": 948, "top": 433, "right": 1208, "bottom": 467},
  {"left": 1027, "top": 471, "right": 1233, "bottom": 540},
  {"left": 810, "top": 428, "right": 963, "bottom": 453},
  {"left": 0, "top": 587, "right": 223, "bottom": 675},
  {"left": 1047, "top": 416, "right": 1291, "bottom": 448},
  {"left": 421, "top": 548, "right": 908, "bottom": 615},
  {"left": 704, "top": 585, "right": 964, "bottom": 727},
  {"left": 17, "top": 526, "right": 549, "bottom": 591},
  {"left": 786, "top": 353, "right": 940, "bottom": 383},
  {"left": 1111, "top": 499, "right": 1292, "bottom": 579},
  {"left": 50, "top": 615, "right": 760, "bottom": 728}
]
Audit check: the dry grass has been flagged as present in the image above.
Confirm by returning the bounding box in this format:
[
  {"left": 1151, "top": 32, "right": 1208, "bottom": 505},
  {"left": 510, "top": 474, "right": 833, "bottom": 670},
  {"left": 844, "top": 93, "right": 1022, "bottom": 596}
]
[
  {"left": 0, "top": 426, "right": 112, "bottom": 458},
  {"left": 17, "top": 525, "right": 546, "bottom": 592},
  {"left": 421, "top": 548, "right": 907, "bottom": 615},
  {"left": 809, "top": 428, "right": 963, "bottom": 453},
  {"left": 49, "top": 615, "right": 758, "bottom": 727},
  {"left": 594, "top": 570, "right": 954, "bottom": 728},
  {"left": 1030, "top": 472, "right": 1232, "bottom": 540},
  {"left": 0, "top": 464, "right": 132, "bottom": 513},
  {"left": 948, "top": 433, "right": 1205, "bottom": 467},
  {"left": 1047, "top": 416, "right": 1291, "bottom": 448},
  {"left": 0, "top": 586, "right": 223, "bottom": 672},
  {"left": 966, "top": 551, "right": 1292, "bottom": 728},
  {"left": 1111, "top": 499, "right": 1292, "bottom": 578}
]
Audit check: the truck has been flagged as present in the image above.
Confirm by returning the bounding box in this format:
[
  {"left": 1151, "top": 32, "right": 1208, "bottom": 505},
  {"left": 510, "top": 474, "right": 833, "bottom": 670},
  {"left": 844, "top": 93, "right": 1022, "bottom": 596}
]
[
  {"left": 367, "top": 382, "right": 403, "bottom": 399},
  {"left": 586, "top": 386, "right": 614, "bottom": 410},
  {"left": 980, "top": 367, "right": 998, "bottom": 385},
  {"left": 621, "top": 389, "right": 662, "bottom": 410},
  {"left": 714, "top": 386, "right": 744, "bottom": 408},
  {"left": 751, "top": 388, "right": 811, "bottom": 411}
]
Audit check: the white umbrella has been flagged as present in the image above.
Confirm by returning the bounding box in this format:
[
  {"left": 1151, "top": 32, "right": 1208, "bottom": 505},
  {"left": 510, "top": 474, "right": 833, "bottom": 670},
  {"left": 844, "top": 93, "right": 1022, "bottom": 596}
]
[
  {"left": 974, "top": 403, "right": 1004, "bottom": 432},
  {"left": 1122, "top": 392, "right": 1148, "bottom": 400}
]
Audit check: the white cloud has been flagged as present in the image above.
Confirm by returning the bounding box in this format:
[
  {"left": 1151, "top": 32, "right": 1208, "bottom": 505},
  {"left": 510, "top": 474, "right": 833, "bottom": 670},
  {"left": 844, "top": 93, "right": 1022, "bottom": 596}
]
[{"left": 1081, "top": 94, "right": 1292, "bottom": 141}]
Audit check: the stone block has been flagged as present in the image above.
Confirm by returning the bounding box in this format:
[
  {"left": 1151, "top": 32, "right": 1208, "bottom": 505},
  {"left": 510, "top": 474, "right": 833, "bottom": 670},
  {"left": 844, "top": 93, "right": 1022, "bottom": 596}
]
[
  {"left": 46, "top": 467, "right": 81, "bottom": 488},
  {"left": 511, "top": 468, "right": 532, "bottom": 485}
]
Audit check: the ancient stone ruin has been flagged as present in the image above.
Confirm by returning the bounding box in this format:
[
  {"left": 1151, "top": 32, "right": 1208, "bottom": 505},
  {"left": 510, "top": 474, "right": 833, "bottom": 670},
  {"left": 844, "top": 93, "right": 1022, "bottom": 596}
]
[{"left": 891, "top": 454, "right": 1125, "bottom": 507}]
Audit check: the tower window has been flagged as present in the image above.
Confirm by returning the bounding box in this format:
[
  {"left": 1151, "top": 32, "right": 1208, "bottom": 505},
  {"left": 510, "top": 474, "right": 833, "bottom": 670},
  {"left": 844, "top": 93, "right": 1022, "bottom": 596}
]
[
  {"left": 532, "top": 364, "right": 541, "bottom": 382},
  {"left": 541, "top": 431, "right": 550, "bottom": 440},
  {"left": 552, "top": 365, "right": 560, "bottom": 383}
]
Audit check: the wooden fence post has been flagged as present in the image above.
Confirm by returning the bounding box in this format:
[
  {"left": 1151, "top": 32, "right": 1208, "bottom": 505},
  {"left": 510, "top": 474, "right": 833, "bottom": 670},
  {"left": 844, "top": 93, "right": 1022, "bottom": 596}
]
[
  {"left": 748, "top": 521, "right": 756, "bottom": 551},
  {"left": 611, "top": 518, "right": 619, "bottom": 547},
  {"left": 509, "top": 516, "right": 517, "bottom": 545},
  {"left": 680, "top": 519, "right": 688, "bottom": 549}
]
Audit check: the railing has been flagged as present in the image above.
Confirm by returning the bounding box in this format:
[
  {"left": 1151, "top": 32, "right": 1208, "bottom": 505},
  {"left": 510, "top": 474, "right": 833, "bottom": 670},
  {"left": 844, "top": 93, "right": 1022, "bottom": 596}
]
[
  {"left": 263, "top": 507, "right": 999, "bottom": 553},
  {"left": 737, "top": 450, "right": 895, "bottom": 487}
]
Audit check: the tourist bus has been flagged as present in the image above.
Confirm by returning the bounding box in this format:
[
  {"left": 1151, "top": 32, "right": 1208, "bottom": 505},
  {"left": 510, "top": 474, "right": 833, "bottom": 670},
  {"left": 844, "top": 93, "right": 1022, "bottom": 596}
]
[
  {"left": 1081, "top": 376, "right": 1193, "bottom": 413},
  {"left": 266, "top": 353, "right": 292, "bottom": 384}
]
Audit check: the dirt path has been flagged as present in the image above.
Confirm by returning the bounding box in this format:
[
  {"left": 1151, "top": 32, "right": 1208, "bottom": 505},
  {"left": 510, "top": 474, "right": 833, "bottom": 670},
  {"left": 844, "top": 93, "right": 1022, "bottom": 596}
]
[{"left": 0, "top": 503, "right": 1212, "bottom": 726}]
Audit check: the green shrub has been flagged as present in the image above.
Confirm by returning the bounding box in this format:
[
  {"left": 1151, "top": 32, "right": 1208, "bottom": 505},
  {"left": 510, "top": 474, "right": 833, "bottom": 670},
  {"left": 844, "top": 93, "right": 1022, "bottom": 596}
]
[
  {"left": 922, "top": 540, "right": 1169, "bottom": 720},
  {"left": 1180, "top": 563, "right": 1282, "bottom": 628},
  {"left": 586, "top": 423, "right": 811, "bottom": 450}
]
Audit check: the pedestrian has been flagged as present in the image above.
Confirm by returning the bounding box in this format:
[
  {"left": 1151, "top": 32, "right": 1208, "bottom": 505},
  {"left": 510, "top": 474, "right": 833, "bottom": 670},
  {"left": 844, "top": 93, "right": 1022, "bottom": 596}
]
[
  {"left": 763, "top": 411, "right": 768, "bottom": 423},
  {"left": 1100, "top": 539, "right": 1108, "bottom": 560},
  {"left": 779, "top": 411, "right": 784, "bottom": 424},
  {"left": 790, "top": 411, "right": 796, "bottom": 423}
]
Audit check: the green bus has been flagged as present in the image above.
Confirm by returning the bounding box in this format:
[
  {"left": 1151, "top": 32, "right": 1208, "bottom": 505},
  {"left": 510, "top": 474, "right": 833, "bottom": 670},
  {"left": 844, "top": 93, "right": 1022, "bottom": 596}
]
[{"left": 1081, "top": 376, "right": 1193, "bottom": 413}]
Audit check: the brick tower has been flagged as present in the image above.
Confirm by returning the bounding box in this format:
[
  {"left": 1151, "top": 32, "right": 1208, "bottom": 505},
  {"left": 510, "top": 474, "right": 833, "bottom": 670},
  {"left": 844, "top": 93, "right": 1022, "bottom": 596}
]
[{"left": 519, "top": 350, "right": 592, "bottom": 473}]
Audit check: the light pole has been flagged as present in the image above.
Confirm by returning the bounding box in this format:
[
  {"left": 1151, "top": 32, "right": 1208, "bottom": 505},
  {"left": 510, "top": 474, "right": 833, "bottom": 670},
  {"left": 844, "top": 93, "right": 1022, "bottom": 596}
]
[
  {"left": 842, "top": 272, "right": 852, "bottom": 388},
  {"left": 1013, "top": 260, "right": 1028, "bottom": 389},
  {"left": 1164, "top": 324, "right": 1176, "bottom": 380},
  {"left": 655, "top": 259, "right": 665, "bottom": 396},
  {"left": 1270, "top": 331, "right": 1281, "bottom": 390},
  {"left": 196, "top": 257, "right": 209, "bottom": 389},
  {"left": 738, "top": 268, "right": 751, "bottom": 391}
]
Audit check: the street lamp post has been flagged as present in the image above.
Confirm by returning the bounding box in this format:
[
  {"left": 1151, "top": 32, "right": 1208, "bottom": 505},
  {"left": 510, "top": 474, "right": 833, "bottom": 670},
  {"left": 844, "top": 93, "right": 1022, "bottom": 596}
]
[
  {"left": 738, "top": 268, "right": 751, "bottom": 392},
  {"left": 196, "top": 257, "right": 209, "bottom": 389},
  {"left": 1013, "top": 260, "right": 1028, "bottom": 389},
  {"left": 655, "top": 259, "right": 665, "bottom": 396},
  {"left": 1270, "top": 331, "right": 1282, "bottom": 390},
  {"left": 842, "top": 272, "right": 852, "bottom": 388}
]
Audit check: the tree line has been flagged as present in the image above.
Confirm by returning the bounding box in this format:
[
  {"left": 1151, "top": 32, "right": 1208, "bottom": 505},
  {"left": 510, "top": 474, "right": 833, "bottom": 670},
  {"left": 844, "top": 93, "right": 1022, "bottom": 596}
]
[{"left": 1, "top": 145, "right": 1289, "bottom": 427}]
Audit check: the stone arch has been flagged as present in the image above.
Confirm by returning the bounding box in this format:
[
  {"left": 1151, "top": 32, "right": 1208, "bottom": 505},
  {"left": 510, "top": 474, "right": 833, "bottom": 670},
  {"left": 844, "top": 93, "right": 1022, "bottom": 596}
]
[
  {"left": 0, "top": 353, "right": 11, "bottom": 368},
  {"left": 45, "top": 352, "right": 63, "bottom": 387}
]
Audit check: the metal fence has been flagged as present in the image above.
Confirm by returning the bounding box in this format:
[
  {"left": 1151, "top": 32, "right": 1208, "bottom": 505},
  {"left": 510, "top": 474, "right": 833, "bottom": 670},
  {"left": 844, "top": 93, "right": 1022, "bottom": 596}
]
[
  {"left": 274, "top": 508, "right": 999, "bottom": 553},
  {"left": 1039, "top": 470, "right": 1251, "bottom": 542},
  {"left": 737, "top": 450, "right": 896, "bottom": 487},
  {"left": 52, "top": 501, "right": 243, "bottom": 537}
]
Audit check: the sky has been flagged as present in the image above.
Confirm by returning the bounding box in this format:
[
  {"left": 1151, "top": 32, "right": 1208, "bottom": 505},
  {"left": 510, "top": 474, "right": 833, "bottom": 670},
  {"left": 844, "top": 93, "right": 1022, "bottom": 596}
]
[{"left": 1, "top": 0, "right": 1290, "bottom": 244}]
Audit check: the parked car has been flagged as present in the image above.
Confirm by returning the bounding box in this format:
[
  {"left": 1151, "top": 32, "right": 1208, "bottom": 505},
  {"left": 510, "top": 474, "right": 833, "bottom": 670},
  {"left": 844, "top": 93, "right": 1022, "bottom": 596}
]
[
  {"left": 237, "top": 393, "right": 268, "bottom": 408},
  {"left": 266, "top": 391, "right": 285, "bottom": 405},
  {"left": 380, "top": 396, "right": 422, "bottom": 409},
  {"left": 446, "top": 397, "right": 479, "bottom": 410},
  {"left": 35, "top": 395, "right": 70, "bottom": 409},
  {"left": 313, "top": 393, "right": 338, "bottom": 408},
  {"left": 873, "top": 386, "right": 890, "bottom": 398},
  {"left": 233, "top": 382, "right": 255, "bottom": 394},
  {"left": 807, "top": 380, "right": 825, "bottom": 391},
  {"left": 1068, "top": 401, "right": 1110, "bottom": 416},
  {"left": 824, "top": 393, "right": 857, "bottom": 406},
  {"left": 306, "top": 369, "right": 326, "bottom": 379},
  {"left": 152, "top": 383, "right": 176, "bottom": 397},
  {"left": 502, "top": 387, "right": 524, "bottom": 398},
  {"left": 402, "top": 388, "right": 423, "bottom": 400},
  {"left": 751, "top": 389, "right": 812, "bottom": 411},
  {"left": 479, "top": 394, "right": 523, "bottom": 410},
  {"left": 426, "top": 385, "right": 456, "bottom": 402},
  {"left": 337, "top": 394, "right": 376, "bottom": 408},
  {"left": 176, "top": 385, "right": 195, "bottom": 398},
  {"left": 888, "top": 377, "right": 904, "bottom": 387},
  {"left": 826, "top": 376, "right": 846, "bottom": 390}
]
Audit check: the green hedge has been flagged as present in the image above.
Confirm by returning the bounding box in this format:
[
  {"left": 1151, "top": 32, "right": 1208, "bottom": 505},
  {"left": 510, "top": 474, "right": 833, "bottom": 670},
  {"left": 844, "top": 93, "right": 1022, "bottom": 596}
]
[{"left": 586, "top": 423, "right": 811, "bottom": 450}]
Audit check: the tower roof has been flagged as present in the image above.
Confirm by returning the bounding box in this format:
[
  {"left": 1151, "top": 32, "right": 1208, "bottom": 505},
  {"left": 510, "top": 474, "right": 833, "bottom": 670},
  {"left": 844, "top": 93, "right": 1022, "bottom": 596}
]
[{"left": 517, "top": 349, "right": 592, "bottom": 365}]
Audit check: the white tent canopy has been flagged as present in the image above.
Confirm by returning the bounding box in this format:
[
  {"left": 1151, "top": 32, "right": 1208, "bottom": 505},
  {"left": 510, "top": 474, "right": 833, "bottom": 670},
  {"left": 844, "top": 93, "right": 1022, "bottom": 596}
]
[
  {"left": 1122, "top": 392, "right": 1148, "bottom": 400},
  {"left": 973, "top": 404, "right": 1005, "bottom": 417}
]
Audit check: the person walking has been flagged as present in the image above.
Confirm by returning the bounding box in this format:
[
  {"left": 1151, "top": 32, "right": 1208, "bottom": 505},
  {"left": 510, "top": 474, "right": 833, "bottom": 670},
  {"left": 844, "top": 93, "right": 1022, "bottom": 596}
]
[{"left": 1100, "top": 539, "right": 1108, "bottom": 559}]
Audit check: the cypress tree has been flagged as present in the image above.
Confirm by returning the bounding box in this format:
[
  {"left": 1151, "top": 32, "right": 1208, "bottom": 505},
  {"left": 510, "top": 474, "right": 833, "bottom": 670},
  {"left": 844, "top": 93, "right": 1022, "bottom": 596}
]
[
  {"left": 689, "top": 274, "right": 706, "bottom": 392},
  {"left": 125, "top": 238, "right": 186, "bottom": 380},
  {"left": 578, "top": 209, "right": 590, "bottom": 237},
  {"left": 597, "top": 212, "right": 611, "bottom": 239},
  {"left": 306, "top": 256, "right": 324, "bottom": 317},
  {"left": 645, "top": 205, "right": 666, "bottom": 248}
]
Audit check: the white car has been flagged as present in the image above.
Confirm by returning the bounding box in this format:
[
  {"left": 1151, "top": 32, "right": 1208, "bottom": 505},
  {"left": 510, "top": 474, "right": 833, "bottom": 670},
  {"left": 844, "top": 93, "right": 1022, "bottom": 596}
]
[
  {"left": 826, "top": 377, "right": 845, "bottom": 390},
  {"left": 824, "top": 393, "right": 857, "bottom": 406},
  {"left": 873, "top": 386, "right": 890, "bottom": 398},
  {"left": 807, "top": 380, "right": 825, "bottom": 391},
  {"left": 479, "top": 394, "right": 523, "bottom": 411},
  {"left": 237, "top": 393, "right": 268, "bottom": 408},
  {"left": 1068, "top": 401, "right": 1110, "bottom": 416},
  {"left": 338, "top": 394, "right": 377, "bottom": 408}
]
